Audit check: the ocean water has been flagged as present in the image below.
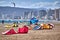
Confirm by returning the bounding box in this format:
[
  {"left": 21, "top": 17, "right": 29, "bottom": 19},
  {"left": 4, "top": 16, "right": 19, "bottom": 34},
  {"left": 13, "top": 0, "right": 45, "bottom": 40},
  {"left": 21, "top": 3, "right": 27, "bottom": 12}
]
[
  {"left": 0, "top": 19, "right": 29, "bottom": 23},
  {"left": 0, "top": 19, "right": 50, "bottom": 23}
]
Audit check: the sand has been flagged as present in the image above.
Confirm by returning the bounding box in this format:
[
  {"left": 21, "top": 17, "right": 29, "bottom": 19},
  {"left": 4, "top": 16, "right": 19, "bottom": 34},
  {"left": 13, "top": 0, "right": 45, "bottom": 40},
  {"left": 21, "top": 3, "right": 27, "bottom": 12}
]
[{"left": 0, "top": 23, "right": 60, "bottom": 40}]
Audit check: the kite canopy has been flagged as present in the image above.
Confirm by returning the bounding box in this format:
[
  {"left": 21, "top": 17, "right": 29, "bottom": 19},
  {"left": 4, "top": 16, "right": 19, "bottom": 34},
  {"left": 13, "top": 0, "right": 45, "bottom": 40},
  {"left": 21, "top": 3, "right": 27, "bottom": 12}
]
[
  {"left": 2, "top": 29, "right": 16, "bottom": 35},
  {"left": 18, "top": 26, "right": 28, "bottom": 34},
  {"left": 30, "top": 17, "right": 38, "bottom": 24},
  {"left": 33, "top": 25, "right": 40, "bottom": 30}
]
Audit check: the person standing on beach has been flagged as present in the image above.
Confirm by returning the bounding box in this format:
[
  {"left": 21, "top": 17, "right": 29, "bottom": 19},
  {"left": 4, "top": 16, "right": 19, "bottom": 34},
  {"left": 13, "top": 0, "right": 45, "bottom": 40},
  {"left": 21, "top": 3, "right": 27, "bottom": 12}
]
[{"left": 2, "top": 20, "right": 4, "bottom": 24}]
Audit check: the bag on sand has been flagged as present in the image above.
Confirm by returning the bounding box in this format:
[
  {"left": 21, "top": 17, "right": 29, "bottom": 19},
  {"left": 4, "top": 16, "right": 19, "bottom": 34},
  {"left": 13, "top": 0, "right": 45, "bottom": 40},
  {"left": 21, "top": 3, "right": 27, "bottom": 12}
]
[{"left": 18, "top": 26, "right": 28, "bottom": 34}]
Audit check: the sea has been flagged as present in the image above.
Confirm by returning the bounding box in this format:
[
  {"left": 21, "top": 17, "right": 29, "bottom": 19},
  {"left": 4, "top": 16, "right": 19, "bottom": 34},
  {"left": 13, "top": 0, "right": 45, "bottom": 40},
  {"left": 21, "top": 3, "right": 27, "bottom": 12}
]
[{"left": 0, "top": 19, "right": 52, "bottom": 23}]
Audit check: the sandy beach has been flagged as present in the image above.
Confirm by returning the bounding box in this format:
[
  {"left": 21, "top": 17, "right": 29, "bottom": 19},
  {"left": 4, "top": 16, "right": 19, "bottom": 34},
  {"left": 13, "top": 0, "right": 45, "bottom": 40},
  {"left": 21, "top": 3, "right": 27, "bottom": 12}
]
[{"left": 0, "top": 22, "right": 60, "bottom": 40}]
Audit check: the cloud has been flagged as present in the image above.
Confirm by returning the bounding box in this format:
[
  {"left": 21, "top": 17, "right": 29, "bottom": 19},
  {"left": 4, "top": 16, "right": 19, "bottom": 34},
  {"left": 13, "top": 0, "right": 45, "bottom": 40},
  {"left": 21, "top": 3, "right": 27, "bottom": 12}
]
[
  {"left": 16, "top": 2, "right": 33, "bottom": 8},
  {"left": 0, "top": 0, "right": 13, "bottom": 7},
  {"left": 29, "top": 1, "right": 60, "bottom": 9},
  {"left": 0, "top": 0, "right": 60, "bottom": 9},
  {"left": 16, "top": 1, "right": 60, "bottom": 9},
  {"left": 31, "top": 2, "right": 52, "bottom": 7},
  {"left": 54, "top": 1, "right": 60, "bottom": 6},
  {"left": 0, "top": 1, "right": 6, "bottom": 3}
]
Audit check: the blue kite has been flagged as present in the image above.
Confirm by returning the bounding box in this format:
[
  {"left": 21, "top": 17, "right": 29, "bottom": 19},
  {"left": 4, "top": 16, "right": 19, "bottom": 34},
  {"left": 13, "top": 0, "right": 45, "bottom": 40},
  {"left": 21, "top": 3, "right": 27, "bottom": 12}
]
[{"left": 30, "top": 17, "right": 38, "bottom": 24}]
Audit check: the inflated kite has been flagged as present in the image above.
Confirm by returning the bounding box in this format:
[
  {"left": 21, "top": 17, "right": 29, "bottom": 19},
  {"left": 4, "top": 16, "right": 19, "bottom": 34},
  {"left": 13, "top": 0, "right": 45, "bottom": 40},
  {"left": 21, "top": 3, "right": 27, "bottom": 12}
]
[
  {"left": 40, "top": 23, "right": 54, "bottom": 29},
  {"left": 30, "top": 17, "right": 38, "bottom": 25}
]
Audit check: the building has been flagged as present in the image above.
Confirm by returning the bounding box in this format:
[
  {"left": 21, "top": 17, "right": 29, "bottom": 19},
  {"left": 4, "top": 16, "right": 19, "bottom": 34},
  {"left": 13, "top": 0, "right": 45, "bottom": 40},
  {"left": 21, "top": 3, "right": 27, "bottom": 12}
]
[
  {"left": 48, "top": 9, "right": 55, "bottom": 20},
  {"left": 55, "top": 8, "right": 60, "bottom": 21},
  {"left": 39, "top": 10, "right": 47, "bottom": 19}
]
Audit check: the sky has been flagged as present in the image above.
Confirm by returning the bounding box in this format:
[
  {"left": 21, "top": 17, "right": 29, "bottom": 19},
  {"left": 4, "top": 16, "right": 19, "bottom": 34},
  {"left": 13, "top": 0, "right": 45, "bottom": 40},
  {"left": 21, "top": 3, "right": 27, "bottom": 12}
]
[{"left": 0, "top": 0, "right": 60, "bottom": 9}]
